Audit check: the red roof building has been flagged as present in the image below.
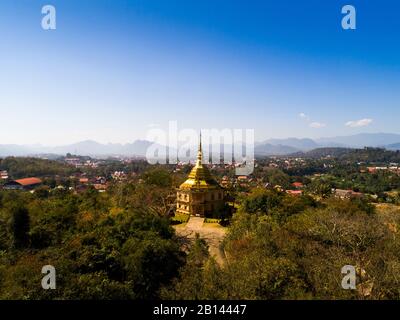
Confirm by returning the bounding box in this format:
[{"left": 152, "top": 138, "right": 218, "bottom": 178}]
[
  {"left": 3, "top": 177, "right": 42, "bottom": 190},
  {"left": 15, "top": 178, "right": 42, "bottom": 186},
  {"left": 333, "top": 189, "right": 364, "bottom": 199},
  {"left": 286, "top": 190, "right": 303, "bottom": 196},
  {"left": 292, "top": 182, "right": 304, "bottom": 188}
]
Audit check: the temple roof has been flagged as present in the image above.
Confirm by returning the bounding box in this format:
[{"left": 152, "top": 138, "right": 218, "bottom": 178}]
[{"left": 179, "top": 133, "right": 221, "bottom": 191}]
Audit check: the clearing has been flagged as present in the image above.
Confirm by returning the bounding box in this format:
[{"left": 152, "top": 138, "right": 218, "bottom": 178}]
[{"left": 174, "top": 217, "right": 227, "bottom": 265}]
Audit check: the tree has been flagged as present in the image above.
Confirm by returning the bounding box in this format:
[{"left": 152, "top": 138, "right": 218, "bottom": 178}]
[
  {"left": 241, "top": 188, "right": 283, "bottom": 215},
  {"left": 161, "top": 234, "right": 211, "bottom": 299},
  {"left": 10, "top": 205, "right": 30, "bottom": 249},
  {"left": 143, "top": 168, "right": 172, "bottom": 187},
  {"left": 260, "top": 168, "right": 291, "bottom": 189},
  {"left": 306, "top": 180, "right": 332, "bottom": 198}
]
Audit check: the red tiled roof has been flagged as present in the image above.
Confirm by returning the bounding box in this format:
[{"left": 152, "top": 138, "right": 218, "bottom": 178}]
[
  {"left": 15, "top": 178, "right": 42, "bottom": 186},
  {"left": 292, "top": 182, "right": 303, "bottom": 187}
]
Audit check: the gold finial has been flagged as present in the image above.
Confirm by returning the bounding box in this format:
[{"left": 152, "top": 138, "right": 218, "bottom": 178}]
[
  {"left": 199, "top": 131, "right": 202, "bottom": 152},
  {"left": 197, "top": 131, "right": 203, "bottom": 164}
]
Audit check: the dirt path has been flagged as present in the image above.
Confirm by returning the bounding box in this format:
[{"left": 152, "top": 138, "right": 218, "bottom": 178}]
[{"left": 174, "top": 217, "right": 227, "bottom": 265}]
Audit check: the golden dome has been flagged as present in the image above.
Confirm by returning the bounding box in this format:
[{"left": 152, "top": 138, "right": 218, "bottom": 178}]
[{"left": 179, "top": 133, "right": 220, "bottom": 191}]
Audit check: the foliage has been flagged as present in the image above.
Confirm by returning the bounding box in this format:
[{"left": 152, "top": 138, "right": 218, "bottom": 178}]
[
  {"left": 142, "top": 168, "right": 172, "bottom": 188},
  {"left": 0, "top": 157, "right": 76, "bottom": 179},
  {"left": 1, "top": 153, "right": 400, "bottom": 300},
  {"left": 165, "top": 198, "right": 400, "bottom": 299},
  {"left": 10, "top": 205, "right": 30, "bottom": 249},
  {"left": 0, "top": 188, "right": 184, "bottom": 299},
  {"left": 240, "top": 188, "right": 317, "bottom": 223}
]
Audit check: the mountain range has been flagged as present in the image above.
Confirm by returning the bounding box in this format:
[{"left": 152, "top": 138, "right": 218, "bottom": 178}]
[
  {"left": 0, "top": 140, "right": 153, "bottom": 158},
  {"left": 1, "top": 133, "right": 400, "bottom": 157},
  {"left": 254, "top": 133, "right": 400, "bottom": 155}
]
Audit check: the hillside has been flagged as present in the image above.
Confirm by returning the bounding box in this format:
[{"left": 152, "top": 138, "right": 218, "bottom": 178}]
[
  {"left": 292, "top": 147, "right": 400, "bottom": 163},
  {"left": 0, "top": 157, "right": 76, "bottom": 179},
  {"left": 291, "top": 147, "right": 354, "bottom": 158}
]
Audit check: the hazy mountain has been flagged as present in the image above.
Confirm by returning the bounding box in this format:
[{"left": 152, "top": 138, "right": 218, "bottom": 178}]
[
  {"left": 42, "top": 140, "right": 122, "bottom": 155},
  {"left": 290, "top": 147, "right": 354, "bottom": 158},
  {"left": 255, "top": 133, "right": 400, "bottom": 156},
  {"left": 0, "top": 140, "right": 154, "bottom": 157},
  {"left": 316, "top": 133, "right": 400, "bottom": 148},
  {"left": 261, "top": 138, "right": 318, "bottom": 150},
  {"left": 385, "top": 143, "right": 400, "bottom": 151},
  {"left": 0, "top": 145, "right": 34, "bottom": 157},
  {"left": 254, "top": 143, "right": 299, "bottom": 156},
  {"left": 121, "top": 140, "right": 154, "bottom": 156},
  {"left": 1, "top": 133, "right": 400, "bottom": 157}
]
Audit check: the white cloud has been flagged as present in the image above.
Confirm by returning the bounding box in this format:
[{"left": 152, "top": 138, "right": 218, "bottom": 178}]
[
  {"left": 299, "top": 113, "right": 309, "bottom": 120},
  {"left": 345, "top": 118, "right": 373, "bottom": 128},
  {"left": 309, "top": 122, "right": 326, "bottom": 128},
  {"left": 299, "top": 113, "right": 326, "bottom": 128}
]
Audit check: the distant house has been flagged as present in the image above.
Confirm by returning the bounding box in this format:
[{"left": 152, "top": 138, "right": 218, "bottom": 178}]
[
  {"left": 350, "top": 191, "right": 364, "bottom": 198},
  {"left": 3, "top": 181, "right": 23, "bottom": 190},
  {"left": 291, "top": 182, "right": 304, "bottom": 189},
  {"left": 367, "top": 167, "right": 376, "bottom": 173},
  {"left": 0, "top": 171, "right": 8, "bottom": 180},
  {"left": 368, "top": 166, "right": 388, "bottom": 173},
  {"left": 3, "top": 177, "right": 42, "bottom": 190},
  {"left": 111, "top": 171, "right": 127, "bottom": 181},
  {"left": 65, "top": 158, "right": 82, "bottom": 167},
  {"left": 333, "top": 189, "right": 363, "bottom": 199},
  {"left": 286, "top": 190, "right": 303, "bottom": 196},
  {"left": 93, "top": 184, "right": 107, "bottom": 192},
  {"left": 79, "top": 178, "right": 89, "bottom": 184}
]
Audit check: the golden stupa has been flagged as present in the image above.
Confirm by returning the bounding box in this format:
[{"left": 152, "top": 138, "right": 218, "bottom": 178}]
[{"left": 176, "top": 134, "right": 225, "bottom": 217}]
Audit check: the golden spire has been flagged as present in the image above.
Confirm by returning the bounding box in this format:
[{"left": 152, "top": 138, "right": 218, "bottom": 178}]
[
  {"left": 196, "top": 131, "right": 202, "bottom": 165},
  {"left": 179, "top": 130, "right": 220, "bottom": 190}
]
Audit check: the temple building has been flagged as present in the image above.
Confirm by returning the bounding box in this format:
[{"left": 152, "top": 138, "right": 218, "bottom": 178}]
[{"left": 176, "top": 135, "right": 225, "bottom": 217}]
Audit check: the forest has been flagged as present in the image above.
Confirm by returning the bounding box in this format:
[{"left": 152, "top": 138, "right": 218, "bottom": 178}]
[
  {"left": 0, "top": 160, "right": 400, "bottom": 299},
  {"left": 0, "top": 150, "right": 400, "bottom": 300}
]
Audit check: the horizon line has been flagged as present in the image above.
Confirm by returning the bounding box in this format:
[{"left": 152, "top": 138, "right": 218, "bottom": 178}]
[{"left": 1, "top": 131, "right": 400, "bottom": 148}]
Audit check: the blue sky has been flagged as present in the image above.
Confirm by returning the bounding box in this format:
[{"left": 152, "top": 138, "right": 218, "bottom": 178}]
[{"left": 0, "top": 0, "right": 399, "bottom": 145}]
